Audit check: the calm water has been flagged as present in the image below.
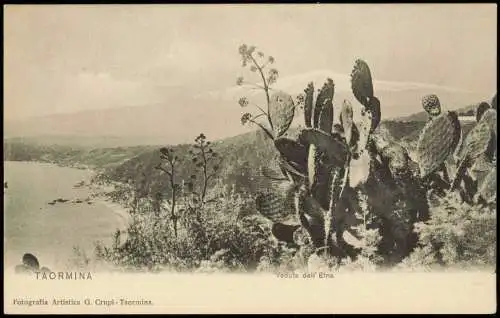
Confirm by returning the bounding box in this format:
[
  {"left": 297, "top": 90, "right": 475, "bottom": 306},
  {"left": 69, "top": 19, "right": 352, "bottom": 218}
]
[{"left": 3, "top": 161, "right": 125, "bottom": 271}]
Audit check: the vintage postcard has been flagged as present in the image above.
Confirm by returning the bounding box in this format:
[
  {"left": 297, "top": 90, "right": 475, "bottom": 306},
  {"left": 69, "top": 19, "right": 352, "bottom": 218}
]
[{"left": 3, "top": 4, "right": 497, "bottom": 314}]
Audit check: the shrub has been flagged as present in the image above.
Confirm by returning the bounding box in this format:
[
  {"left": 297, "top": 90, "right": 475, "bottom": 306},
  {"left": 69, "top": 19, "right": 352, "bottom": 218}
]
[{"left": 402, "top": 193, "right": 496, "bottom": 269}]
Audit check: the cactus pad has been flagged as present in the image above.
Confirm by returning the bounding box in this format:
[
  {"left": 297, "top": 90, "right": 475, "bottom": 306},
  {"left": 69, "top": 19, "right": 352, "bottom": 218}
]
[
  {"left": 447, "top": 111, "right": 463, "bottom": 155},
  {"left": 304, "top": 82, "right": 314, "bottom": 128},
  {"left": 381, "top": 143, "right": 410, "bottom": 176},
  {"left": 327, "top": 165, "right": 348, "bottom": 214},
  {"left": 313, "top": 79, "right": 335, "bottom": 128},
  {"left": 269, "top": 91, "right": 295, "bottom": 138},
  {"left": 306, "top": 143, "right": 334, "bottom": 210},
  {"left": 278, "top": 156, "right": 307, "bottom": 181},
  {"left": 310, "top": 162, "right": 333, "bottom": 210},
  {"left": 452, "top": 127, "right": 465, "bottom": 161},
  {"left": 422, "top": 94, "right": 442, "bottom": 117},
  {"left": 470, "top": 153, "right": 494, "bottom": 173},
  {"left": 298, "top": 128, "right": 349, "bottom": 165},
  {"left": 416, "top": 112, "right": 459, "bottom": 177},
  {"left": 480, "top": 108, "right": 497, "bottom": 137},
  {"left": 476, "top": 102, "right": 491, "bottom": 122},
  {"left": 340, "top": 100, "right": 354, "bottom": 145},
  {"left": 295, "top": 185, "right": 326, "bottom": 223},
  {"left": 351, "top": 59, "right": 374, "bottom": 106},
  {"left": 368, "top": 96, "right": 381, "bottom": 132},
  {"left": 295, "top": 186, "right": 326, "bottom": 247},
  {"left": 476, "top": 168, "right": 496, "bottom": 204},
  {"left": 350, "top": 123, "right": 361, "bottom": 151},
  {"left": 318, "top": 101, "right": 334, "bottom": 134},
  {"left": 274, "top": 137, "right": 308, "bottom": 172},
  {"left": 255, "top": 190, "right": 294, "bottom": 223},
  {"left": 458, "top": 117, "right": 494, "bottom": 163},
  {"left": 307, "top": 143, "right": 320, "bottom": 189},
  {"left": 271, "top": 222, "right": 301, "bottom": 243},
  {"left": 470, "top": 153, "right": 495, "bottom": 184},
  {"left": 357, "top": 107, "right": 373, "bottom": 153}
]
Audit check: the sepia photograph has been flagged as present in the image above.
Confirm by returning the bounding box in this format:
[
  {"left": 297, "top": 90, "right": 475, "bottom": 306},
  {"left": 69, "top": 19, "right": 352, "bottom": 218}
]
[{"left": 3, "top": 4, "right": 497, "bottom": 314}]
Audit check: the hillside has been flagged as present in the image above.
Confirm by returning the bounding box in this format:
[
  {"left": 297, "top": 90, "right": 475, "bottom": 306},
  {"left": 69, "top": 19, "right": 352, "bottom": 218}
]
[
  {"left": 90, "top": 118, "right": 461, "bottom": 200},
  {"left": 4, "top": 113, "right": 480, "bottom": 199},
  {"left": 3, "top": 139, "right": 157, "bottom": 170},
  {"left": 100, "top": 128, "right": 280, "bottom": 197}
]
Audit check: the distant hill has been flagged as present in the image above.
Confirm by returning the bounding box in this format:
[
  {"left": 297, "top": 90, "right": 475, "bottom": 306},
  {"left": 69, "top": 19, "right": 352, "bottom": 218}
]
[
  {"left": 4, "top": 69, "right": 492, "bottom": 146},
  {"left": 3, "top": 139, "right": 157, "bottom": 170},
  {"left": 3, "top": 135, "right": 173, "bottom": 149},
  {"left": 395, "top": 98, "right": 496, "bottom": 122}
]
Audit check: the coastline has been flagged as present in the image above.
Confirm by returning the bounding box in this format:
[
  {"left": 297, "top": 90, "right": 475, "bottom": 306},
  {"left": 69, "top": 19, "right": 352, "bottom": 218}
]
[
  {"left": 97, "top": 199, "right": 131, "bottom": 232},
  {"left": 85, "top": 178, "right": 132, "bottom": 240}
]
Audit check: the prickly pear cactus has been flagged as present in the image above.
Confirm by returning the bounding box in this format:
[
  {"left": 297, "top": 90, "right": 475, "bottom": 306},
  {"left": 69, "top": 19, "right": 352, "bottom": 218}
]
[
  {"left": 476, "top": 102, "right": 491, "bottom": 122},
  {"left": 294, "top": 184, "right": 327, "bottom": 248},
  {"left": 274, "top": 138, "right": 308, "bottom": 175},
  {"left": 255, "top": 183, "right": 297, "bottom": 224},
  {"left": 298, "top": 129, "right": 349, "bottom": 166},
  {"left": 470, "top": 153, "right": 495, "bottom": 186},
  {"left": 480, "top": 108, "right": 497, "bottom": 138},
  {"left": 271, "top": 222, "right": 301, "bottom": 244},
  {"left": 304, "top": 82, "right": 314, "bottom": 128},
  {"left": 318, "top": 101, "right": 334, "bottom": 134},
  {"left": 351, "top": 59, "right": 374, "bottom": 106},
  {"left": 254, "top": 58, "right": 431, "bottom": 266},
  {"left": 475, "top": 168, "right": 497, "bottom": 204},
  {"left": 447, "top": 111, "right": 463, "bottom": 153},
  {"left": 269, "top": 91, "right": 295, "bottom": 138},
  {"left": 306, "top": 143, "right": 330, "bottom": 210},
  {"left": 324, "top": 164, "right": 349, "bottom": 249},
  {"left": 451, "top": 107, "right": 496, "bottom": 193},
  {"left": 422, "top": 94, "right": 442, "bottom": 117},
  {"left": 313, "top": 79, "right": 335, "bottom": 127},
  {"left": 416, "top": 112, "right": 460, "bottom": 177},
  {"left": 456, "top": 116, "right": 494, "bottom": 163},
  {"left": 380, "top": 143, "right": 410, "bottom": 177},
  {"left": 255, "top": 191, "right": 288, "bottom": 223},
  {"left": 357, "top": 108, "right": 373, "bottom": 154},
  {"left": 367, "top": 96, "right": 381, "bottom": 133}
]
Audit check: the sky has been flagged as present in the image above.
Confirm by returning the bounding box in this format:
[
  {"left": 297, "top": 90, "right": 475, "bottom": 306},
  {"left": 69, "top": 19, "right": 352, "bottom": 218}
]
[{"left": 4, "top": 4, "right": 497, "bottom": 121}]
